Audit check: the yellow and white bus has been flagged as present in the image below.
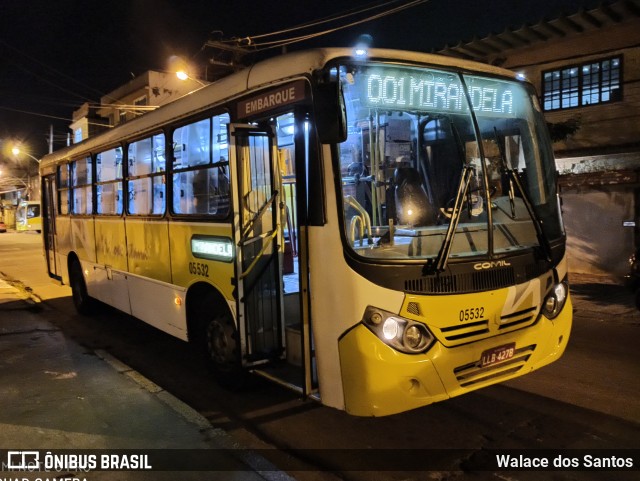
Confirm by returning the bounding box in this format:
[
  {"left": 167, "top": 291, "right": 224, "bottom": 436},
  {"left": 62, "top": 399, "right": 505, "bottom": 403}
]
[
  {"left": 16, "top": 200, "right": 42, "bottom": 233},
  {"left": 40, "top": 48, "right": 571, "bottom": 416}
]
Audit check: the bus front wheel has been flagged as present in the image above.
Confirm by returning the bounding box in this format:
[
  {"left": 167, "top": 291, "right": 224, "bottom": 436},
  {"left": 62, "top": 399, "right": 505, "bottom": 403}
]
[
  {"left": 69, "top": 259, "right": 94, "bottom": 315},
  {"left": 197, "top": 301, "right": 245, "bottom": 388}
]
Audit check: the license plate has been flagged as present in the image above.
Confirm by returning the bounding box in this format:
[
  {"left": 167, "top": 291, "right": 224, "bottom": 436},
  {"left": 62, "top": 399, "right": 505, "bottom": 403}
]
[{"left": 480, "top": 343, "right": 516, "bottom": 367}]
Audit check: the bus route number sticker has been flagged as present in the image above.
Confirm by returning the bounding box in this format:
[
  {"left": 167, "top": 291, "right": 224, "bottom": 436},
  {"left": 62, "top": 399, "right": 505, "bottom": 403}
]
[{"left": 480, "top": 342, "right": 515, "bottom": 367}]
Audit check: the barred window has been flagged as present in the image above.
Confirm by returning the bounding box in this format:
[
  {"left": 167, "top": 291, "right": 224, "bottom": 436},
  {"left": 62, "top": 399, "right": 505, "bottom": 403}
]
[
  {"left": 57, "top": 164, "right": 70, "bottom": 215},
  {"left": 172, "top": 113, "right": 230, "bottom": 216},
  {"left": 127, "top": 133, "right": 166, "bottom": 215},
  {"left": 71, "top": 157, "right": 93, "bottom": 215},
  {"left": 543, "top": 57, "right": 621, "bottom": 111},
  {"left": 96, "top": 146, "right": 124, "bottom": 215}
]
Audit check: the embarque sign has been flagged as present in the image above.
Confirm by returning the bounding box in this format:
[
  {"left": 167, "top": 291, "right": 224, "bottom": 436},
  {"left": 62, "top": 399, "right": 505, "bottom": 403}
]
[{"left": 238, "top": 80, "right": 306, "bottom": 117}]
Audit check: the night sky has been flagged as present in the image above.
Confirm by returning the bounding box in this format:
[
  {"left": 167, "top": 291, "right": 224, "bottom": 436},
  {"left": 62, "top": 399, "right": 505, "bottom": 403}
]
[{"left": 0, "top": 0, "right": 606, "bottom": 158}]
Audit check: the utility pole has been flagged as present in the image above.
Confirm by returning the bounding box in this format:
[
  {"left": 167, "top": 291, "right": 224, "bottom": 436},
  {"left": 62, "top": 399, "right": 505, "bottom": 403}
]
[{"left": 201, "top": 40, "right": 250, "bottom": 80}]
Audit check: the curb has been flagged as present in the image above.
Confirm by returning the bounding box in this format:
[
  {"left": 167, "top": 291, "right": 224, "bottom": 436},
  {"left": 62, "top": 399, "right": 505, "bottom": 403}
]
[
  {"left": 94, "top": 354, "right": 292, "bottom": 480},
  {"left": 95, "top": 349, "right": 212, "bottom": 430},
  {"left": 0, "top": 270, "right": 294, "bottom": 479},
  {"left": 0, "top": 276, "right": 39, "bottom": 308}
]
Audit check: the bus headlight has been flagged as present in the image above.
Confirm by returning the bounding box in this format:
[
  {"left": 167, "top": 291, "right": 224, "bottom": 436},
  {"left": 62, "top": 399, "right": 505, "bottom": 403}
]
[
  {"left": 382, "top": 318, "right": 399, "bottom": 340},
  {"left": 542, "top": 280, "right": 568, "bottom": 319},
  {"left": 362, "top": 306, "right": 434, "bottom": 354}
]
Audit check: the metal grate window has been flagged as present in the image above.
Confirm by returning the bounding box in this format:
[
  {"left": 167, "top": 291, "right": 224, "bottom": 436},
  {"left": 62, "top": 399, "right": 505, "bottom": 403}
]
[{"left": 542, "top": 56, "right": 621, "bottom": 111}]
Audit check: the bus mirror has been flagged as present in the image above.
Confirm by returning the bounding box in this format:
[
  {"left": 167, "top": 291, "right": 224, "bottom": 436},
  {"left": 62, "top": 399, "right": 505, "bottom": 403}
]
[{"left": 314, "top": 80, "right": 347, "bottom": 144}]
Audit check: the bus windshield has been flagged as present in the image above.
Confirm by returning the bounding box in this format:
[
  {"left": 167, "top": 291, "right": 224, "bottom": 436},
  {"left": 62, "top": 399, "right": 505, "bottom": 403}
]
[{"left": 336, "top": 63, "right": 563, "bottom": 262}]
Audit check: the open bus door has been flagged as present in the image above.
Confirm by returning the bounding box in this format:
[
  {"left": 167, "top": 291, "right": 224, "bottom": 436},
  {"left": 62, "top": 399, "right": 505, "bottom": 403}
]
[
  {"left": 41, "top": 174, "right": 60, "bottom": 281},
  {"left": 229, "top": 124, "right": 286, "bottom": 369}
]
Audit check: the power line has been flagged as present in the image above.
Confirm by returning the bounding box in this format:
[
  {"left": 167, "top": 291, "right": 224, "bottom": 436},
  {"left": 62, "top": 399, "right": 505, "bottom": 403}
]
[
  {"left": 0, "top": 38, "right": 120, "bottom": 104},
  {"left": 239, "top": 0, "right": 413, "bottom": 42},
  {"left": 6, "top": 59, "right": 95, "bottom": 104},
  {"left": 0, "top": 105, "right": 72, "bottom": 123},
  {"left": 234, "top": 0, "right": 429, "bottom": 51},
  {"left": 1, "top": 39, "right": 98, "bottom": 102},
  {"left": 0, "top": 91, "right": 87, "bottom": 110}
]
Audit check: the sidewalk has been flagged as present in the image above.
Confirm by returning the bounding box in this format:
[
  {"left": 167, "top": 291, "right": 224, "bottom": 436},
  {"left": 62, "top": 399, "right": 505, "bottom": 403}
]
[{"left": 0, "top": 276, "right": 293, "bottom": 480}]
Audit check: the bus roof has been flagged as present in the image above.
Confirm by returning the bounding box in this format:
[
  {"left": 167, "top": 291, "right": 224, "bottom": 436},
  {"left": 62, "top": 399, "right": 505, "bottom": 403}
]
[{"left": 40, "top": 47, "right": 517, "bottom": 169}]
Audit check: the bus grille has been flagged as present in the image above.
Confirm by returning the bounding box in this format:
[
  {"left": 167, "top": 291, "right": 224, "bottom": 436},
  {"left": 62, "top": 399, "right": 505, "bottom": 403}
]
[
  {"left": 440, "top": 320, "right": 490, "bottom": 342},
  {"left": 453, "top": 344, "right": 536, "bottom": 388},
  {"left": 498, "top": 306, "right": 537, "bottom": 331},
  {"left": 436, "top": 306, "right": 539, "bottom": 346},
  {"left": 405, "top": 267, "right": 515, "bottom": 294}
]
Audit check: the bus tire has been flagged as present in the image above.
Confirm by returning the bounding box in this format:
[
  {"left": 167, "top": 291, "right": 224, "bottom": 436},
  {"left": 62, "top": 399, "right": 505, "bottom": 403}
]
[
  {"left": 69, "top": 258, "right": 94, "bottom": 315},
  {"left": 197, "top": 299, "right": 245, "bottom": 389}
]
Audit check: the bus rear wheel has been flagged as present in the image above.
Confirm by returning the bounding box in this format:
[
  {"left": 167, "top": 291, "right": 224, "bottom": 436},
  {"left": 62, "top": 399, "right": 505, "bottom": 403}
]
[
  {"left": 69, "top": 258, "right": 94, "bottom": 315},
  {"left": 197, "top": 301, "right": 245, "bottom": 388}
]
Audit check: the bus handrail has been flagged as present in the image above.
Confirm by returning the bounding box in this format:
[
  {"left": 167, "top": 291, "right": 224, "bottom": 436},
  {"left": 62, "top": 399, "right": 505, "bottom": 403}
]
[
  {"left": 240, "top": 191, "right": 279, "bottom": 243},
  {"left": 238, "top": 227, "right": 279, "bottom": 280},
  {"left": 345, "top": 195, "right": 372, "bottom": 245},
  {"left": 349, "top": 215, "right": 365, "bottom": 247}
]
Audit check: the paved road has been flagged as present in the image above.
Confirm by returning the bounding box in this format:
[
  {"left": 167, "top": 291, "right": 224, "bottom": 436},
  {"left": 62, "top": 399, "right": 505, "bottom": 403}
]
[{"left": 1, "top": 232, "right": 638, "bottom": 481}]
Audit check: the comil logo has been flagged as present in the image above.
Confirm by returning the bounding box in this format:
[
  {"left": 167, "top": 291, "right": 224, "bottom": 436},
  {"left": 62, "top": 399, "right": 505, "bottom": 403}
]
[
  {"left": 473, "top": 260, "right": 512, "bottom": 270},
  {"left": 6, "top": 450, "right": 40, "bottom": 470}
]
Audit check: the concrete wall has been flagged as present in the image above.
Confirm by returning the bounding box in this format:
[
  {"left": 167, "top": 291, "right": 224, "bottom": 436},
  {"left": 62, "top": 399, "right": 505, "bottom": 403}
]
[{"left": 561, "top": 185, "right": 634, "bottom": 280}]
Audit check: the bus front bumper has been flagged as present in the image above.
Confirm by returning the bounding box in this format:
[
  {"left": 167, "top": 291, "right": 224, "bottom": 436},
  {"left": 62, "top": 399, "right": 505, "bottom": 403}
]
[{"left": 338, "top": 295, "right": 572, "bottom": 417}]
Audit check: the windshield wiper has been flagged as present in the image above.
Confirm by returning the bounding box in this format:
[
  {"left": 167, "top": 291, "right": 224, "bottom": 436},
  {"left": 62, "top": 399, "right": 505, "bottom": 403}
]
[
  {"left": 423, "top": 165, "right": 474, "bottom": 275},
  {"left": 494, "top": 128, "right": 552, "bottom": 263}
]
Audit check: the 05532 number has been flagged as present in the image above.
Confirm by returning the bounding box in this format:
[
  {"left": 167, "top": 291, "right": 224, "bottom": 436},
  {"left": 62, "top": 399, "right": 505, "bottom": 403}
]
[
  {"left": 188, "top": 262, "right": 209, "bottom": 278},
  {"left": 459, "top": 307, "right": 484, "bottom": 322}
]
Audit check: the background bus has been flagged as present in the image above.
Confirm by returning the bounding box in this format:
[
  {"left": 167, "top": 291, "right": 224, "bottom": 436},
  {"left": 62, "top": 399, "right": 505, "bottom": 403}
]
[
  {"left": 16, "top": 200, "right": 42, "bottom": 233},
  {"left": 39, "top": 48, "right": 571, "bottom": 416}
]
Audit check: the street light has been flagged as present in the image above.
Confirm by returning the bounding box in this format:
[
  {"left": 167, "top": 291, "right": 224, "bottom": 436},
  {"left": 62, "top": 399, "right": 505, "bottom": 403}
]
[
  {"left": 10, "top": 145, "right": 40, "bottom": 201},
  {"left": 11, "top": 146, "right": 40, "bottom": 163},
  {"left": 175, "top": 70, "right": 208, "bottom": 87}
]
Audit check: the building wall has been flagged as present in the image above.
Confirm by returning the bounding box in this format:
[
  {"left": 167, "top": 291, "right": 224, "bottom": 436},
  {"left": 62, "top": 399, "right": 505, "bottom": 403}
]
[
  {"left": 96, "top": 71, "right": 207, "bottom": 127},
  {"left": 498, "top": 17, "right": 640, "bottom": 281},
  {"left": 505, "top": 21, "right": 640, "bottom": 154},
  {"left": 561, "top": 185, "right": 635, "bottom": 279}
]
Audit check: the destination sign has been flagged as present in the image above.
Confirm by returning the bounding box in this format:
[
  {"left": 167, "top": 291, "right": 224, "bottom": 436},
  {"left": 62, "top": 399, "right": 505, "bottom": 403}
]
[
  {"left": 359, "top": 67, "right": 519, "bottom": 116},
  {"left": 191, "top": 235, "right": 233, "bottom": 262},
  {"left": 238, "top": 80, "right": 306, "bottom": 118}
]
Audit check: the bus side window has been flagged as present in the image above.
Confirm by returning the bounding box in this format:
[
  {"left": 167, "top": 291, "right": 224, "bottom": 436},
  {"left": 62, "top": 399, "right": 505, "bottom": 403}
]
[
  {"left": 173, "top": 119, "right": 210, "bottom": 168},
  {"left": 127, "top": 133, "right": 166, "bottom": 215},
  {"left": 172, "top": 113, "right": 230, "bottom": 216},
  {"left": 58, "top": 164, "right": 70, "bottom": 215},
  {"left": 28, "top": 204, "right": 40, "bottom": 218},
  {"left": 96, "top": 147, "right": 123, "bottom": 215},
  {"left": 71, "top": 157, "right": 93, "bottom": 215}
]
